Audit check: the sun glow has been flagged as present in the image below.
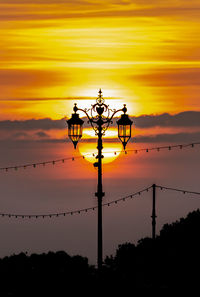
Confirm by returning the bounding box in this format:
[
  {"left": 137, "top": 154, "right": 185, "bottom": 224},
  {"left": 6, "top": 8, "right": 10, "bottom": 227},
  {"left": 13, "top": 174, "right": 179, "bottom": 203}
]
[
  {"left": 82, "top": 128, "right": 118, "bottom": 139},
  {"left": 0, "top": 1, "right": 200, "bottom": 122},
  {"left": 78, "top": 142, "right": 122, "bottom": 164},
  {"left": 81, "top": 88, "right": 119, "bottom": 98}
]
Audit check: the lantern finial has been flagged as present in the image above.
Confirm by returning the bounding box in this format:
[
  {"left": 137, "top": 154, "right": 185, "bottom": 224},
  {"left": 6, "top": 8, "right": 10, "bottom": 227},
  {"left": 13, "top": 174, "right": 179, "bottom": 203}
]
[{"left": 97, "top": 89, "right": 104, "bottom": 105}]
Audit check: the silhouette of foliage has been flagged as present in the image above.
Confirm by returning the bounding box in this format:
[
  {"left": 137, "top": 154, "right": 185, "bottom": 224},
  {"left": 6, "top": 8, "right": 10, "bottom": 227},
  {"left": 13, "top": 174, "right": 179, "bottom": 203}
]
[
  {"left": 104, "top": 209, "right": 200, "bottom": 293},
  {"left": 0, "top": 209, "right": 200, "bottom": 295}
]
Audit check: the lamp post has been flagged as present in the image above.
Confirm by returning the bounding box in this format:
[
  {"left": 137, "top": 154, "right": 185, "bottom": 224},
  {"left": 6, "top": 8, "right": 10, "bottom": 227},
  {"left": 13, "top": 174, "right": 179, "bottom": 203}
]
[{"left": 67, "top": 89, "right": 133, "bottom": 270}]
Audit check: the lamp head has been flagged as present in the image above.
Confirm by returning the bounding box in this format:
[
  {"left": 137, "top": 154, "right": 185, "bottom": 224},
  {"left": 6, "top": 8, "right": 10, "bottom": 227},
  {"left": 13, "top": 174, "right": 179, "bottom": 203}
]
[
  {"left": 117, "top": 113, "right": 133, "bottom": 150},
  {"left": 67, "top": 109, "right": 84, "bottom": 149}
]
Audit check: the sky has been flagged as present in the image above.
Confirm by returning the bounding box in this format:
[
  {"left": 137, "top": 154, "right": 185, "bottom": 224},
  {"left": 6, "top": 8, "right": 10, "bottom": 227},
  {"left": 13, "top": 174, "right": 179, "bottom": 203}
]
[{"left": 0, "top": 0, "right": 200, "bottom": 264}]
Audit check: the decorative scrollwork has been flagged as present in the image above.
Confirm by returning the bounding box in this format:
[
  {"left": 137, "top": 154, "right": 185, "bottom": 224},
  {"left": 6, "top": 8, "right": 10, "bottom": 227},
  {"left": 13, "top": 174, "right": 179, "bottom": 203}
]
[{"left": 74, "top": 89, "right": 125, "bottom": 135}]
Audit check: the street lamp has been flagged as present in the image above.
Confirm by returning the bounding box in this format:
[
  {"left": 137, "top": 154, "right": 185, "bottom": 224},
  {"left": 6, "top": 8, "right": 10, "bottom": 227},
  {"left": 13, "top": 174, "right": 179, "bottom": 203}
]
[
  {"left": 67, "top": 89, "right": 133, "bottom": 270},
  {"left": 67, "top": 105, "right": 84, "bottom": 149},
  {"left": 117, "top": 105, "right": 133, "bottom": 150}
]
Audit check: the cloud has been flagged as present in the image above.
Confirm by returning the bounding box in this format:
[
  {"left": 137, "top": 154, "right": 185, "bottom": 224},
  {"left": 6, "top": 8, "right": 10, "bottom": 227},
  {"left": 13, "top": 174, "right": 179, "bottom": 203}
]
[
  {"left": 1, "top": 0, "right": 199, "bottom": 5},
  {"left": 127, "top": 68, "right": 200, "bottom": 87},
  {"left": 82, "top": 131, "right": 200, "bottom": 143},
  {"left": 1, "top": 97, "right": 101, "bottom": 102},
  {"left": 1, "top": 111, "right": 200, "bottom": 132},
  {"left": 0, "top": 69, "right": 68, "bottom": 88},
  {"left": 132, "top": 112, "right": 200, "bottom": 128},
  {"left": 0, "top": 118, "right": 66, "bottom": 130},
  {"left": 13, "top": 132, "right": 29, "bottom": 138},
  {"left": 0, "top": 0, "right": 91, "bottom": 3},
  {"left": 1, "top": 131, "right": 200, "bottom": 145},
  {"left": 133, "top": 132, "right": 200, "bottom": 143},
  {"left": 35, "top": 131, "right": 49, "bottom": 138},
  {"left": 1, "top": 0, "right": 200, "bottom": 22}
]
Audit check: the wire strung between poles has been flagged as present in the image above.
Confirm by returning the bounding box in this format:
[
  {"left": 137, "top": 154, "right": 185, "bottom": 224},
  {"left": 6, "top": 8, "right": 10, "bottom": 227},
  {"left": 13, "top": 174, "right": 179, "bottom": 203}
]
[
  {"left": 0, "top": 186, "right": 152, "bottom": 219},
  {"left": 0, "top": 141, "right": 199, "bottom": 173},
  {"left": 1, "top": 184, "right": 200, "bottom": 219},
  {"left": 156, "top": 185, "right": 200, "bottom": 196}
]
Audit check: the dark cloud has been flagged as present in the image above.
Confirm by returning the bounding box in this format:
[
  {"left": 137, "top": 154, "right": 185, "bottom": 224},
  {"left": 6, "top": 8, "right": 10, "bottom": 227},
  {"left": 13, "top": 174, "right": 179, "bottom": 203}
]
[
  {"left": 1, "top": 131, "right": 200, "bottom": 145},
  {"left": 132, "top": 112, "right": 200, "bottom": 128},
  {"left": 0, "top": 118, "right": 66, "bottom": 131},
  {"left": 13, "top": 132, "right": 29, "bottom": 138},
  {"left": 112, "top": 111, "right": 200, "bottom": 128},
  {"left": 133, "top": 132, "right": 200, "bottom": 143},
  {"left": 35, "top": 131, "right": 49, "bottom": 138},
  {"left": 81, "top": 131, "right": 200, "bottom": 143},
  {"left": 1, "top": 111, "right": 200, "bottom": 131}
]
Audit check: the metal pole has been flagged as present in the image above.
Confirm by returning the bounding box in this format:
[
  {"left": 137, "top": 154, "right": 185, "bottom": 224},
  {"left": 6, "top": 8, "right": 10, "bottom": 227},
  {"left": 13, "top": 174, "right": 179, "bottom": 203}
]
[
  {"left": 152, "top": 184, "right": 156, "bottom": 240},
  {"left": 95, "top": 122, "right": 104, "bottom": 271}
]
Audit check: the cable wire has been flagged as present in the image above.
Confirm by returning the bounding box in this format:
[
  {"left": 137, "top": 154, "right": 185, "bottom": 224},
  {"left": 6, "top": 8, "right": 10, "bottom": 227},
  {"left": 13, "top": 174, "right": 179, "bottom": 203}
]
[
  {"left": 1, "top": 183, "right": 200, "bottom": 219},
  {"left": 156, "top": 185, "right": 200, "bottom": 196},
  {"left": 0, "top": 186, "right": 152, "bottom": 219},
  {"left": 0, "top": 141, "right": 199, "bottom": 173}
]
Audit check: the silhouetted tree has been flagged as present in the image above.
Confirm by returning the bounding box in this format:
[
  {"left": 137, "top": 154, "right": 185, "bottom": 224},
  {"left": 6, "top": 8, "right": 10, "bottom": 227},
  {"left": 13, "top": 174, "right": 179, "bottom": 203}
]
[{"left": 1, "top": 209, "right": 200, "bottom": 295}]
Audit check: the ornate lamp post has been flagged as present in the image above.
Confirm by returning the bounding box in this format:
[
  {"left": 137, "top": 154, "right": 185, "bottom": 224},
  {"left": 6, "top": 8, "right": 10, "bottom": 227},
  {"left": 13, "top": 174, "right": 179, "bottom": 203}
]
[{"left": 67, "top": 89, "right": 133, "bottom": 270}]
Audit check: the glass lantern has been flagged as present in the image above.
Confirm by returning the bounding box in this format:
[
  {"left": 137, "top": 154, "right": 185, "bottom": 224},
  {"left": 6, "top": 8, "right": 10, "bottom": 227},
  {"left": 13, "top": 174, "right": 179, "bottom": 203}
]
[
  {"left": 67, "top": 113, "right": 84, "bottom": 149},
  {"left": 117, "top": 114, "right": 133, "bottom": 150}
]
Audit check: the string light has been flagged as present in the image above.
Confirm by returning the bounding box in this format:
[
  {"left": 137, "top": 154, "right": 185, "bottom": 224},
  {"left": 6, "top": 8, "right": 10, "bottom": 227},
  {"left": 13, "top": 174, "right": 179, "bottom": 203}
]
[
  {"left": 0, "top": 141, "right": 199, "bottom": 174},
  {"left": 3, "top": 184, "right": 196, "bottom": 220},
  {"left": 156, "top": 185, "right": 200, "bottom": 196}
]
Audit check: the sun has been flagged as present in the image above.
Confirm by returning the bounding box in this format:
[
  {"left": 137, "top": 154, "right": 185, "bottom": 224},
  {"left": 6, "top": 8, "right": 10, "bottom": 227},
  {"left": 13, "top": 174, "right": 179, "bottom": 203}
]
[{"left": 78, "top": 142, "right": 122, "bottom": 164}]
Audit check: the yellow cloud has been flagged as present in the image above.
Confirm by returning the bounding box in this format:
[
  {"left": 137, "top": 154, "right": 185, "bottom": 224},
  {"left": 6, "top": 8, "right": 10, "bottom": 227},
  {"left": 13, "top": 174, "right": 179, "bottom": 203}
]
[{"left": 0, "top": 0, "right": 200, "bottom": 119}]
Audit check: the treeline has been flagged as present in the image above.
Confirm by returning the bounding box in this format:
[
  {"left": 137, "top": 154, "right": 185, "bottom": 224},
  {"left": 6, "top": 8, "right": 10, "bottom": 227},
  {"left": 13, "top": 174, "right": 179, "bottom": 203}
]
[{"left": 1, "top": 209, "right": 200, "bottom": 295}]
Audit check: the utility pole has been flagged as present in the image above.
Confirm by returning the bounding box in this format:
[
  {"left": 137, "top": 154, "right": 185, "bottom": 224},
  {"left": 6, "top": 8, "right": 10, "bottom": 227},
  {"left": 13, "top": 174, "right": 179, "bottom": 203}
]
[{"left": 152, "top": 184, "right": 157, "bottom": 240}]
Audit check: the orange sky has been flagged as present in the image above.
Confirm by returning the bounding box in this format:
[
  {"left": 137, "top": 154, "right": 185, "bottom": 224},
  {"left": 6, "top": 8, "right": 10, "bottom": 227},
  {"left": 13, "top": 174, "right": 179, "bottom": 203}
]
[
  {"left": 1, "top": 1, "right": 200, "bottom": 263},
  {"left": 0, "top": 0, "right": 200, "bottom": 120}
]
